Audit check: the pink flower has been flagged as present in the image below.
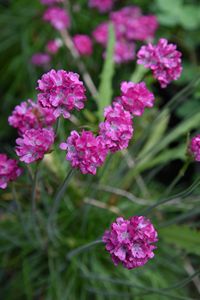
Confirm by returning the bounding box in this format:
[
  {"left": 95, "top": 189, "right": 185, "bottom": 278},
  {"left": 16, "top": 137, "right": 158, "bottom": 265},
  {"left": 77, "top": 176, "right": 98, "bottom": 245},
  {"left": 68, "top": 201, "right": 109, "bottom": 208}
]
[
  {"left": 16, "top": 128, "right": 55, "bottom": 164},
  {"left": 31, "top": 53, "right": 50, "bottom": 66},
  {"left": 37, "top": 69, "right": 87, "bottom": 119},
  {"left": 137, "top": 38, "right": 182, "bottom": 88},
  {"left": 89, "top": 0, "right": 113, "bottom": 13},
  {"left": 60, "top": 131, "right": 108, "bottom": 175},
  {"left": 46, "top": 39, "right": 62, "bottom": 54},
  {"left": 73, "top": 34, "right": 93, "bottom": 56},
  {"left": 125, "top": 16, "right": 158, "bottom": 42},
  {"left": 8, "top": 99, "right": 56, "bottom": 135},
  {"left": 99, "top": 103, "right": 134, "bottom": 153},
  {"left": 110, "top": 6, "right": 158, "bottom": 41},
  {"left": 189, "top": 135, "right": 200, "bottom": 161},
  {"left": 113, "top": 40, "right": 135, "bottom": 64},
  {"left": 103, "top": 216, "right": 158, "bottom": 269},
  {"left": 0, "top": 154, "right": 22, "bottom": 189},
  {"left": 43, "top": 7, "right": 70, "bottom": 30},
  {"left": 117, "top": 81, "right": 155, "bottom": 116},
  {"left": 92, "top": 22, "right": 109, "bottom": 46},
  {"left": 40, "top": 0, "right": 63, "bottom": 5}
]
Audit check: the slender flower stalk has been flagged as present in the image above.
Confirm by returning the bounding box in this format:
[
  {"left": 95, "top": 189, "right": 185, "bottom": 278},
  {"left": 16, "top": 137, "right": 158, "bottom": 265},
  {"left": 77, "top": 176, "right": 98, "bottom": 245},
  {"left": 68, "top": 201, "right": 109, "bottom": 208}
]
[
  {"left": 31, "top": 163, "right": 43, "bottom": 245},
  {"left": 59, "top": 29, "right": 99, "bottom": 100},
  {"left": 67, "top": 239, "right": 102, "bottom": 259},
  {"left": 47, "top": 168, "right": 75, "bottom": 241}
]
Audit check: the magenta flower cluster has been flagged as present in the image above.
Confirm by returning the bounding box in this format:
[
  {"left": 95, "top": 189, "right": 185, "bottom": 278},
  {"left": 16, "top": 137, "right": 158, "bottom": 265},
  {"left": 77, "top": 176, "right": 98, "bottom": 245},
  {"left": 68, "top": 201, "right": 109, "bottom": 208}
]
[
  {"left": 103, "top": 216, "right": 158, "bottom": 269},
  {"left": 8, "top": 99, "right": 56, "bottom": 134},
  {"left": 189, "top": 135, "right": 200, "bottom": 162},
  {"left": 16, "top": 128, "right": 55, "bottom": 164},
  {"left": 31, "top": 53, "right": 50, "bottom": 67},
  {"left": 37, "top": 69, "right": 87, "bottom": 119},
  {"left": 99, "top": 103, "right": 134, "bottom": 153},
  {"left": 73, "top": 34, "right": 93, "bottom": 56},
  {"left": 0, "top": 154, "right": 22, "bottom": 189},
  {"left": 60, "top": 131, "right": 108, "bottom": 175},
  {"left": 89, "top": 0, "right": 113, "bottom": 13},
  {"left": 43, "top": 7, "right": 70, "bottom": 30},
  {"left": 93, "top": 6, "right": 158, "bottom": 64},
  {"left": 46, "top": 39, "right": 62, "bottom": 55},
  {"left": 118, "top": 82, "right": 155, "bottom": 116},
  {"left": 137, "top": 38, "right": 182, "bottom": 88}
]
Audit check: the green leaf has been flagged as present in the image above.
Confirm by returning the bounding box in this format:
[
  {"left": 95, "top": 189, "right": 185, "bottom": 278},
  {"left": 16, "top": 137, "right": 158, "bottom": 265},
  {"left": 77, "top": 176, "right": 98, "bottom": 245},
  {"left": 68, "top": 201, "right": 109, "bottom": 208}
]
[
  {"left": 156, "top": 0, "right": 183, "bottom": 12},
  {"left": 98, "top": 23, "right": 115, "bottom": 121},
  {"left": 179, "top": 6, "right": 200, "bottom": 30},
  {"left": 160, "top": 225, "right": 200, "bottom": 256},
  {"left": 140, "top": 109, "right": 169, "bottom": 157}
]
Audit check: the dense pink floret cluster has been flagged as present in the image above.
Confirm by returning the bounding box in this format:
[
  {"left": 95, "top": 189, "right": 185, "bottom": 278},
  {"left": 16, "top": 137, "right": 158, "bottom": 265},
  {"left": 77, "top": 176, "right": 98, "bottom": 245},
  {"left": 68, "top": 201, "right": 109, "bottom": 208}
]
[
  {"left": 137, "top": 39, "right": 182, "bottom": 88},
  {"left": 189, "top": 135, "right": 200, "bottom": 161},
  {"left": 60, "top": 131, "right": 108, "bottom": 175},
  {"left": 46, "top": 39, "right": 61, "bottom": 54},
  {"left": 117, "top": 81, "right": 155, "bottom": 116},
  {"left": 92, "top": 6, "right": 158, "bottom": 63},
  {"left": 0, "top": 154, "right": 22, "bottom": 189},
  {"left": 31, "top": 53, "right": 50, "bottom": 66},
  {"left": 43, "top": 7, "right": 70, "bottom": 30},
  {"left": 103, "top": 216, "right": 158, "bottom": 269},
  {"left": 99, "top": 103, "right": 133, "bottom": 153},
  {"left": 16, "top": 128, "right": 55, "bottom": 164},
  {"left": 89, "top": 0, "right": 113, "bottom": 13},
  {"left": 73, "top": 34, "right": 93, "bottom": 56},
  {"left": 113, "top": 40, "right": 135, "bottom": 64},
  {"left": 41, "top": 0, "right": 63, "bottom": 5},
  {"left": 37, "top": 69, "right": 87, "bottom": 119},
  {"left": 8, "top": 100, "right": 56, "bottom": 134}
]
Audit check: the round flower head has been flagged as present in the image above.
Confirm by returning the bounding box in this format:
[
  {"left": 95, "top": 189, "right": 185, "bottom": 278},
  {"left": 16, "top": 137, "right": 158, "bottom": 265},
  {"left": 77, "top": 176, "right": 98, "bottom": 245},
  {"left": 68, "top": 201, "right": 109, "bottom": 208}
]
[
  {"left": 37, "top": 69, "right": 87, "bottom": 119},
  {"left": 137, "top": 38, "right": 182, "bottom": 88},
  {"left": 0, "top": 154, "right": 22, "bottom": 189},
  {"left": 8, "top": 99, "right": 56, "bottom": 135},
  {"left": 60, "top": 130, "right": 108, "bottom": 175},
  {"left": 189, "top": 135, "right": 200, "bottom": 161},
  {"left": 31, "top": 53, "right": 50, "bottom": 66},
  {"left": 103, "top": 216, "right": 158, "bottom": 269},
  {"left": 99, "top": 102, "right": 134, "bottom": 153},
  {"left": 43, "top": 7, "right": 70, "bottom": 30},
  {"left": 118, "top": 81, "right": 155, "bottom": 116},
  {"left": 92, "top": 22, "right": 109, "bottom": 46},
  {"left": 113, "top": 40, "right": 135, "bottom": 64},
  {"left": 73, "top": 34, "right": 93, "bottom": 56},
  {"left": 46, "top": 39, "right": 62, "bottom": 55},
  {"left": 89, "top": 0, "right": 113, "bottom": 13},
  {"left": 16, "top": 128, "right": 55, "bottom": 164}
]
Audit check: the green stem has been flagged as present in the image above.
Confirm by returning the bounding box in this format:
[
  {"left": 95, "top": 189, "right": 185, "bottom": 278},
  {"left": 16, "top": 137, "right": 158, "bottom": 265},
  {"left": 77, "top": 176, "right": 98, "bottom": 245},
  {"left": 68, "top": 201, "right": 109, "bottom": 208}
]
[
  {"left": 55, "top": 117, "right": 60, "bottom": 136},
  {"left": 67, "top": 239, "right": 102, "bottom": 260},
  {"left": 164, "top": 159, "right": 191, "bottom": 197},
  {"left": 47, "top": 168, "right": 75, "bottom": 241}
]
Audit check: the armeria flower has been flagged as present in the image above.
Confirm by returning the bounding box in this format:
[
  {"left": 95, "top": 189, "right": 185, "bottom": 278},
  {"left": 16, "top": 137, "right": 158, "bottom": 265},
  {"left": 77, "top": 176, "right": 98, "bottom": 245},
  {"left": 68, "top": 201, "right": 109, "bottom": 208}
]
[
  {"left": 113, "top": 40, "right": 135, "bottom": 64},
  {"left": 37, "top": 69, "right": 87, "bottom": 119},
  {"left": 43, "top": 7, "right": 70, "bottom": 30},
  {"left": 99, "top": 102, "right": 133, "bottom": 153},
  {"left": 46, "top": 39, "right": 62, "bottom": 54},
  {"left": 103, "top": 216, "right": 158, "bottom": 269},
  {"left": 0, "top": 154, "right": 22, "bottom": 189},
  {"left": 41, "top": 0, "right": 63, "bottom": 5},
  {"left": 117, "top": 81, "right": 155, "bottom": 116},
  {"left": 60, "top": 130, "right": 108, "bottom": 175},
  {"left": 189, "top": 135, "right": 200, "bottom": 161},
  {"left": 31, "top": 53, "right": 50, "bottom": 66},
  {"left": 73, "top": 34, "right": 93, "bottom": 56},
  {"left": 89, "top": 0, "right": 113, "bottom": 13},
  {"left": 8, "top": 99, "right": 56, "bottom": 135},
  {"left": 92, "top": 22, "right": 109, "bottom": 46},
  {"left": 16, "top": 128, "right": 55, "bottom": 164},
  {"left": 137, "top": 38, "right": 182, "bottom": 88}
]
